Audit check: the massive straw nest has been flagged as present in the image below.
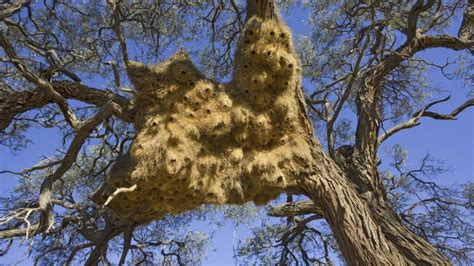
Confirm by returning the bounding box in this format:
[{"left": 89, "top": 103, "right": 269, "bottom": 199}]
[{"left": 92, "top": 17, "right": 313, "bottom": 223}]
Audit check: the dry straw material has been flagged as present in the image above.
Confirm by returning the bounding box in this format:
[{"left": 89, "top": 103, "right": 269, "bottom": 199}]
[{"left": 92, "top": 17, "right": 314, "bottom": 223}]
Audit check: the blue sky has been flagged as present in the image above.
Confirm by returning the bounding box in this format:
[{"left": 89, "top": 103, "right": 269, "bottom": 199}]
[{"left": 1, "top": 5, "right": 472, "bottom": 266}]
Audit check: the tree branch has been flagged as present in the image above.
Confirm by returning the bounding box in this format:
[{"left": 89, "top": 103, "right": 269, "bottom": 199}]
[
  {"left": 107, "top": 0, "right": 131, "bottom": 70},
  {"left": 367, "top": 34, "right": 472, "bottom": 88},
  {"left": 37, "top": 102, "right": 122, "bottom": 233},
  {"left": 118, "top": 227, "right": 134, "bottom": 265},
  {"left": 406, "top": 0, "right": 437, "bottom": 42},
  {"left": 378, "top": 96, "right": 474, "bottom": 144},
  {"left": 0, "top": 0, "right": 30, "bottom": 20},
  {"left": 416, "top": 34, "right": 474, "bottom": 51},
  {"left": 103, "top": 185, "right": 137, "bottom": 207},
  {"left": 355, "top": 4, "right": 473, "bottom": 162},
  {"left": 64, "top": 243, "right": 94, "bottom": 265},
  {"left": 85, "top": 223, "right": 124, "bottom": 266},
  {"left": 0, "top": 224, "right": 39, "bottom": 239},
  {"left": 0, "top": 34, "right": 81, "bottom": 129},
  {"left": 268, "top": 200, "right": 324, "bottom": 218},
  {"left": 327, "top": 37, "right": 369, "bottom": 157},
  {"left": 0, "top": 81, "right": 134, "bottom": 132}
]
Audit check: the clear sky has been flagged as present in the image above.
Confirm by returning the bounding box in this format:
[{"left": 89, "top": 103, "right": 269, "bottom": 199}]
[{"left": 1, "top": 5, "right": 472, "bottom": 266}]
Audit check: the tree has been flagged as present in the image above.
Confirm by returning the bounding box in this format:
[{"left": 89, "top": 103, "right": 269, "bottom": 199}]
[{"left": 0, "top": 0, "right": 472, "bottom": 265}]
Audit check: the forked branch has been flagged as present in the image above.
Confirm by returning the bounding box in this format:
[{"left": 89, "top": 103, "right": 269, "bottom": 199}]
[
  {"left": 0, "top": 81, "right": 134, "bottom": 132},
  {"left": 0, "top": 35, "right": 81, "bottom": 129},
  {"left": 37, "top": 102, "right": 123, "bottom": 233},
  {"left": 0, "top": 0, "right": 30, "bottom": 20},
  {"left": 379, "top": 96, "right": 474, "bottom": 144}
]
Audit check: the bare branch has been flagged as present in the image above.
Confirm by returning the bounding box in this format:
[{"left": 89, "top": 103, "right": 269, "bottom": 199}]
[
  {"left": 104, "top": 61, "right": 134, "bottom": 94},
  {"left": 229, "top": 0, "right": 244, "bottom": 28},
  {"left": 0, "top": 81, "right": 134, "bottom": 132},
  {"left": 103, "top": 185, "right": 137, "bottom": 207},
  {"left": 64, "top": 243, "right": 94, "bottom": 265},
  {"left": 355, "top": 3, "right": 473, "bottom": 160},
  {"left": 379, "top": 97, "right": 474, "bottom": 144},
  {"left": 105, "top": 61, "right": 122, "bottom": 90},
  {"left": 0, "top": 224, "right": 39, "bottom": 239},
  {"left": 118, "top": 228, "right": 134, "bottom": 265},
  {"left": 44, "top": 49, "right": 82, "bottom": 83},
  {"left": 268, "top": 200, "right": 324, "bottom": 218},
  {"left": 0, "top": 35, "right": 80, "bottom": 128},
  {"left": 365, "top": 4, "right": 473, "bottom": 90},
  {"left": 417, "top": 34, "right": 474, "bottom": 52},
  {"left": 0, "top": 0, "right": 30, "bottom": 20},
  {"left": 37, "top": 102, "right": 122, "bottom": 233},
  {"left": 107, "top": 0, "right": 131, "bottom": 70},
  {"left": 406, "top": 0, "right": 437, "bottom": 42},
  {"left": 327, "top": 37, "right": 369, "bottom": 157},
  {"left": 0, "top": 216, "right": 39, "bottom": 239},
  {"left": 85, "top": 224, "right": 124, "bottom": 266}
]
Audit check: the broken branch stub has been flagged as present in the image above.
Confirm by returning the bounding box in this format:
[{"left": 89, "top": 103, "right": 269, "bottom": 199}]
[{"left": 92, "top": 11, "right": 314, "bottom": 223}]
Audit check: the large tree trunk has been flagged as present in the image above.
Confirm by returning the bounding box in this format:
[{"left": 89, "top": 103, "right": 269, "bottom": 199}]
[
  {"left": 290, "top": 62, "right": 450, "bottom": 265},
  {"left": 263, "top": 0, "right": 450, "bottom": 260},
  {"left": 296, "top": 149, "right": 450, "bottom": 265}
]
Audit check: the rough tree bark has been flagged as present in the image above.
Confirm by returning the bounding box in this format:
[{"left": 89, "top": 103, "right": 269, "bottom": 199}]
[{"left": 248, "top": 0, "right": 451, "bottom": 265}]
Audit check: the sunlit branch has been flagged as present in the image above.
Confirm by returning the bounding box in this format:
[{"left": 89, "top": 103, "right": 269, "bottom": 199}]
[
  {"left": 103, "top": 184, "right": 137, "bottom": 207},
  {"left": 0, "top": 81, "right": 134, "bottom": 132},
  {"left": 268, "top": 200, "right": 324, "bottom": 219},
  {"left": 0, "top": 35, "right": 80, "bottom": 129},
  {"left": 406, "top": 0, "right": 437, "bottom": 42},
  {"left": 379, "top": 97, "right": 474, "bottom": 144}
]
